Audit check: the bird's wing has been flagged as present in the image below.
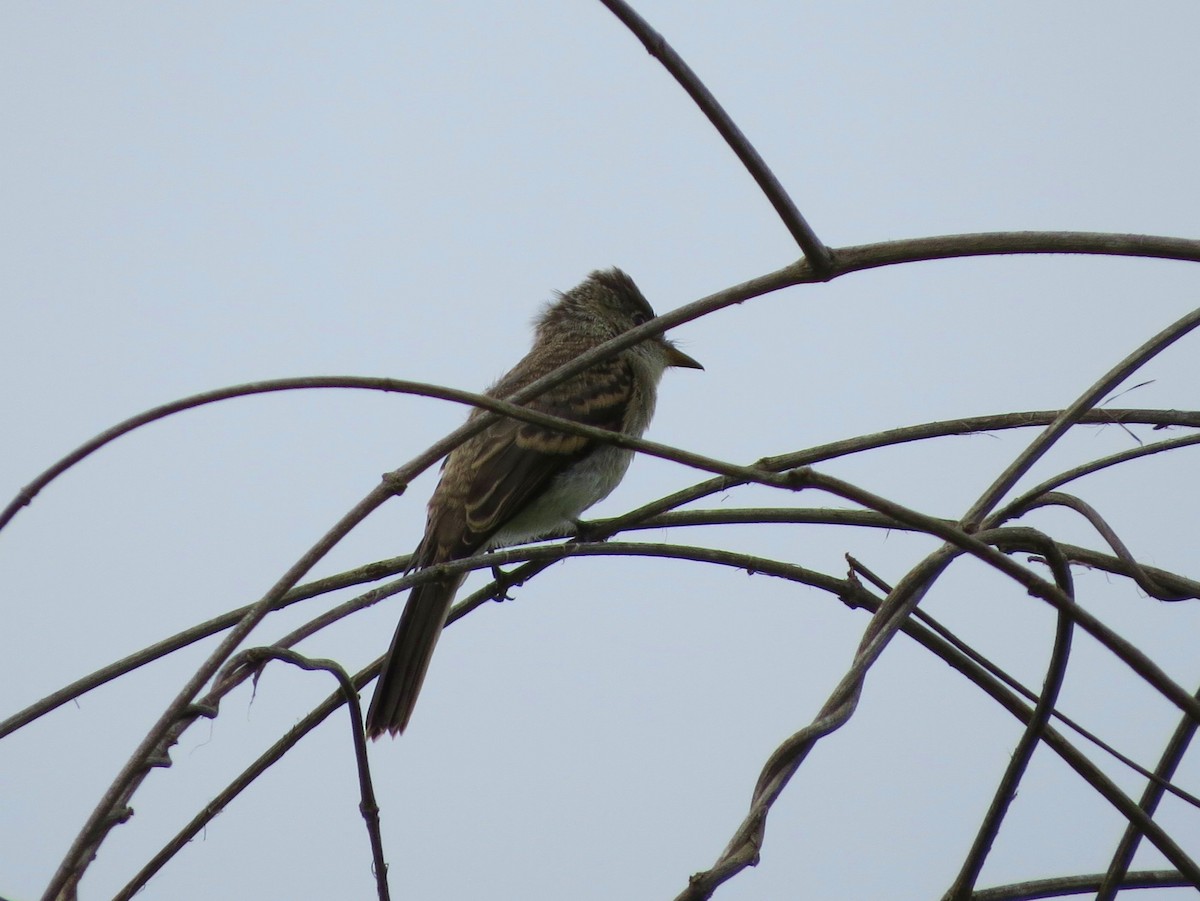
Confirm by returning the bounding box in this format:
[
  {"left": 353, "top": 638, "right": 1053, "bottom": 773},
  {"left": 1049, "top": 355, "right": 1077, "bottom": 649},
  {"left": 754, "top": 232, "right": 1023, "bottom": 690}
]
[{"left": 417, "top": 354, "right": 635, "bottom": 564}]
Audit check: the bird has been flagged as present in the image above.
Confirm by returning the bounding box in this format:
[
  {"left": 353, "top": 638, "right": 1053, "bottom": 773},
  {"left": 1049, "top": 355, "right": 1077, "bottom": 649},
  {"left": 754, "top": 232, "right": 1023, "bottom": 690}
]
[{"left": 365, "top": 268, "right": 702, "bottom": 738}]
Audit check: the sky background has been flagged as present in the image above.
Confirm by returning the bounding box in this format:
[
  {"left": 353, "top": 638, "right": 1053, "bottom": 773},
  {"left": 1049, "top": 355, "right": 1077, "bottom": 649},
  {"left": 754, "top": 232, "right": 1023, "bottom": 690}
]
[{"left": 2, "top": 3, "right": 1200, "bottom": 899}]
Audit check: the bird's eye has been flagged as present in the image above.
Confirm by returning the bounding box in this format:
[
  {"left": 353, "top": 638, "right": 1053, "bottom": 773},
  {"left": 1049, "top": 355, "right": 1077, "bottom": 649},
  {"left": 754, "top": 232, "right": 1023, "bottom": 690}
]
[{"left": 631, "top": 311, "right": 649, "bottom": 326}]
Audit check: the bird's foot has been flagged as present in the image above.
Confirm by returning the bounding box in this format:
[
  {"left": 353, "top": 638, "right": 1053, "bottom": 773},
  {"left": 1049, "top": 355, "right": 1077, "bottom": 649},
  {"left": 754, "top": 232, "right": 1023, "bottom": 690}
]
[
  {"left": 487, "top": 550, "right": 515, "bottom": 602},
  {"left": 490, "top": 566, "right": 516, "bottom": 601}
]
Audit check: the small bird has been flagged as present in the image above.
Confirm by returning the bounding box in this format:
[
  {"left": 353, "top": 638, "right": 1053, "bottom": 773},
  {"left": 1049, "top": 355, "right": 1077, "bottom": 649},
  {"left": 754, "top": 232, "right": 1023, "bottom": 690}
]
[{"left": 366, "top": 269, "right": 702, "bottom": 737}]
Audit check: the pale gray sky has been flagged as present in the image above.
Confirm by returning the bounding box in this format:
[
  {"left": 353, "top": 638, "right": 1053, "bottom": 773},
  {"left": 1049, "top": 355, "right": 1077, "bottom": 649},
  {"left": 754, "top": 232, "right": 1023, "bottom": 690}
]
[{"left": 2, "top": 3, "right": 1199, "bottom": 900}]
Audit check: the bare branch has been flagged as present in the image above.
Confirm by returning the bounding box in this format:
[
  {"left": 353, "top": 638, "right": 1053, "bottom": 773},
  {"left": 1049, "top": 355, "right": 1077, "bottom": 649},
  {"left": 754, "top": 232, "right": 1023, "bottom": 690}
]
[
  {"left": 832, "top": 231, "right": 1200, "bottom": 271},
  {"left": 597, "top": 0, "right": 831, "bottom": 273}
]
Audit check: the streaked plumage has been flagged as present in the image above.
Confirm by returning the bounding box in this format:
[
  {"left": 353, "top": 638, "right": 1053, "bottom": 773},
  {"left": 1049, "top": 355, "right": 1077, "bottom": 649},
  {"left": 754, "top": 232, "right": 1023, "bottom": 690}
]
[{"left": 366, "top": 269, "right": 701, "bottom": 738}]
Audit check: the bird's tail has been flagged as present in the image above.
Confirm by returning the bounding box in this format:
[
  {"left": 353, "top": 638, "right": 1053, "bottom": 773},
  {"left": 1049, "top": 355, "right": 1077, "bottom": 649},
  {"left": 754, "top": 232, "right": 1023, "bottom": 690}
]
[{"left": 366, "top": 573, "right": 464, "bottom": 738}]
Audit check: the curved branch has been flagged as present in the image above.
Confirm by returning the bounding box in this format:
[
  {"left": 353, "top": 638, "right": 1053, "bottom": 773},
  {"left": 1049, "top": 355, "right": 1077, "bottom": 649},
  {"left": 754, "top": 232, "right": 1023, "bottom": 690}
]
[
  {"left": 974, "top": 869, "right": 1189, "bottom": 901},
  {"left": 1022, "top": 492, "right": 1196, "bottom": 601},
  {"left": 832, "top": 231, "right": 1200, "bottom": 271},
  {"left": 113, "top": 662, "right": 379, "bottom": 901},
  {"left": 41, "top": 486, "right": 394, "bottom": 901},
  {"left": 216, "top": 648, "right": 390, "bottom": 901},
  {"left": 13, "top": 232, "right": 1199, "bottom": 536},
  {"left": 1, "top": 371, "right": 795, "bottom": 536},
  {"left": 674, "top": 545, "right": 1200, "bottom": 898}
]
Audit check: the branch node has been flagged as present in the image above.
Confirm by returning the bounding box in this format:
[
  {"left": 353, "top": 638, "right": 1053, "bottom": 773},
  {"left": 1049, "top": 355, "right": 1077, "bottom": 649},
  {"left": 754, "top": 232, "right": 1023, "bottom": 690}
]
[
  {"left": 185, "top": 702, "right": 219, "bottom": 720},
  {"left": 144, "top": 752, "right": 173, "bottom": 769},
  {"left": 380, "top": 471, "right": 408, "bottom": 497},
  {"left": 104, "top": 806, "right": 134, "bottom": 828}
]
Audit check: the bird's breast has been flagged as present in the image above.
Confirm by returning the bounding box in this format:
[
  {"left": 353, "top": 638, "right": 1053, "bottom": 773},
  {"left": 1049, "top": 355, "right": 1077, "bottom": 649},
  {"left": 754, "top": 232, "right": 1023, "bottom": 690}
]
[{"left": 487, "top": 444, "right": 635, "bottom": 548}]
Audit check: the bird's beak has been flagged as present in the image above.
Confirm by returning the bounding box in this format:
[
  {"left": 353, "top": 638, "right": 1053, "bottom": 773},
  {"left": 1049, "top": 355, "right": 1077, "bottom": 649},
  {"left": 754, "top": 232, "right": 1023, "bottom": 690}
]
[{"left": 663, "top": 341, "right": 703, "bottom": 370}]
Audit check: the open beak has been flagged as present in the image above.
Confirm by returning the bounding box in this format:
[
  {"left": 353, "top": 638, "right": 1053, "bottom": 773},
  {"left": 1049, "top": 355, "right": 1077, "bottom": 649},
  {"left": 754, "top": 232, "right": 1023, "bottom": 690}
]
[{"left": 663, "top": 341, "right": 703, "bottom": 370}]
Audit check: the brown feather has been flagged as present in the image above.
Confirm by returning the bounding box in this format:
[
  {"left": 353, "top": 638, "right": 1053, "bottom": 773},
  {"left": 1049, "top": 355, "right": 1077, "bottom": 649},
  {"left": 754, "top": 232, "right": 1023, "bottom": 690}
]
[{"left": 365, "top": 575, "right": 463, "bottom": 738}]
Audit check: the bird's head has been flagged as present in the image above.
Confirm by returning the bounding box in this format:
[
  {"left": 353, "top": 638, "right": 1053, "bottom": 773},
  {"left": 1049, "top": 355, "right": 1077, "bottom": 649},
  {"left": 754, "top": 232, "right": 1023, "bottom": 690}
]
[{"left": 537, "top": 268, "right": 703, "bottom": 370}]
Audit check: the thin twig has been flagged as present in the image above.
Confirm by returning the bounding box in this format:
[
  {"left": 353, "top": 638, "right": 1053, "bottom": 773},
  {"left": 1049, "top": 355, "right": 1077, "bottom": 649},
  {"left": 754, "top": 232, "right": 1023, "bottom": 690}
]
[
  {"left": 113, "top": 664, "right": 379, "bottom": 901},
  {"left": 217, "top": 648, "right": 390, "bottom": 901},
  {"left": 597, "top": 0, "right": 831, "bottom": 273},
  {"left": 966, "top": 303, "right": 1200, "bottom": 528}
]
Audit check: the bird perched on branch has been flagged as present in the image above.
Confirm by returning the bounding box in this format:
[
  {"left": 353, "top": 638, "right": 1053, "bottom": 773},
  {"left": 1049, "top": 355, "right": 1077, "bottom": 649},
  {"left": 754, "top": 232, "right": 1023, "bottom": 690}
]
[{"left": 365, "top": 268, "right": 702, "bottom": 738}]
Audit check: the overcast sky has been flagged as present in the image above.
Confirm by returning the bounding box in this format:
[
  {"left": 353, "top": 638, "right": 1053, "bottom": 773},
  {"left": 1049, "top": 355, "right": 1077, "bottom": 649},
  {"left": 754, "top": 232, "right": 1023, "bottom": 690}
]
[{"left": 3, "top": 3, "right": 1199, "bottom": 900}]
